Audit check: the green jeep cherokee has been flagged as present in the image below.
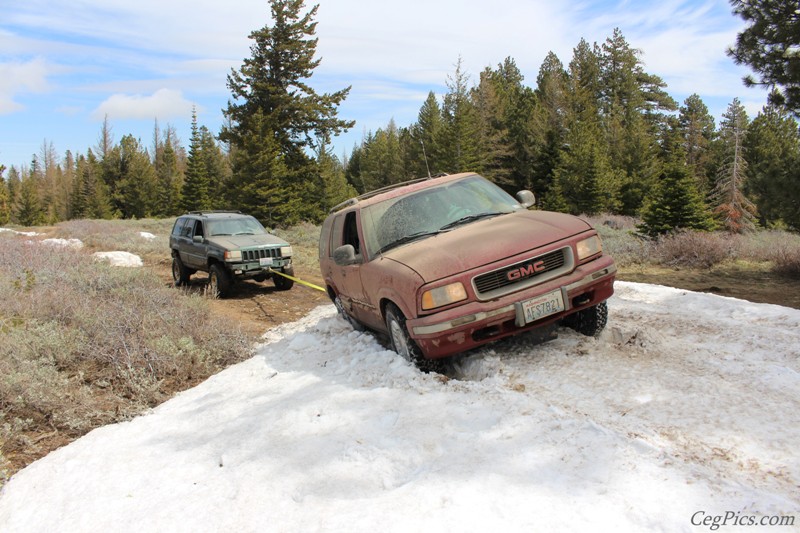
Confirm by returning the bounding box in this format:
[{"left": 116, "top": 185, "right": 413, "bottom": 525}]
[{"left": 170, "top": 211, "right": 294, "bottom": 297}]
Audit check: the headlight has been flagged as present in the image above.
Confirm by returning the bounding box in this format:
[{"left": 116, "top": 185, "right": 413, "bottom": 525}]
[
  {"left": 280, "top": 246, "right": 293, "bottom": 257},
  {"left": 224, "top": 250, "right": 242, "bottom": 261},
  {"left": 421, "top": 282, "right": 467, "bottom": 310},
  {"left": 576, "top": 236, "right": 602, "bottom": 260}
]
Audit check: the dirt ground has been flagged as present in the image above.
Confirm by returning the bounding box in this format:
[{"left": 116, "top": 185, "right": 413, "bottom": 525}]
[
  {"left": 617, "top": 264, "right": 800, "bottom": 311},
  {"left": 151, "top": 258, "right": 330, "bottom": 338}
]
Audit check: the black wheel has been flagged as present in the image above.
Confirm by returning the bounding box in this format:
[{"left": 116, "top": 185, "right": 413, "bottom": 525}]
[
  {"left": 564, "top": 301, "right": 608, "bottom": 337},
  {"left": 172, "top": 256, "right": 191, "bottom": 286},
  {"left": 273, "top": 271, "right": 294, "bottom": 291},
  {"left": 208, "top": 263, "right": 233, "bottom": 298},
  {"left": 385, "top": 303, "right": 445, "bottom": 373},
  {"left": 333, "top": 294, "right": 365, "bottom": 332}
]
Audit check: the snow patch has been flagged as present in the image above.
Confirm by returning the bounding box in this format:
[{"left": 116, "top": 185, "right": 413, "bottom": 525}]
[
  {"left": 92, "top": 251, "right": 143, "bottom": 267},
  {"left": 0, "top": 282, "right": 798, "bottom": 532}
]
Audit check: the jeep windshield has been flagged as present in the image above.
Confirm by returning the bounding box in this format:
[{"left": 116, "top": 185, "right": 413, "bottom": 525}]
[
  {"left": 207, "top": 217, "right": 268, "bottom": 236},
  {"left": 362, "top": 175, "right": 522, "bottom": 257}
]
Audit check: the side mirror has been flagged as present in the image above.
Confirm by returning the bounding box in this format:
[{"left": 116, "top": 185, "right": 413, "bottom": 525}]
[
  {"left": 516, "top": 190, "right": 536, "bottom": 209},
  {"left": 333, "top": 244, "right": 358, "bottom": 266},
  {"left": 193, "top": 235, "right": 204, "bottom": 243}
]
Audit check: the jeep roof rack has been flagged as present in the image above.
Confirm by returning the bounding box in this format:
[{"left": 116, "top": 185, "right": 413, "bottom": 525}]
[
  {"left": 187, "top": 210, "right": 243, "bottom": 215},
  {"left": 329, "top": 175, "right": 446, "bottom": 213}
]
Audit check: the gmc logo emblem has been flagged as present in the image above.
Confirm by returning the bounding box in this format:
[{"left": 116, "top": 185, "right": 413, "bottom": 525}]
[{"left": 507, "top": 260, "right": 546, "bottom": 281}]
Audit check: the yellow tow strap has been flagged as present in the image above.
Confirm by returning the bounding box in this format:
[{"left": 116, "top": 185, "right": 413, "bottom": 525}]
[{"left": 269, "top": 268, "right": 326, "bottom": 293}]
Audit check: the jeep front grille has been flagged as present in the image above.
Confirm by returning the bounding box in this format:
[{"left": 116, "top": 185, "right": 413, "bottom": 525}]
[
  {"left": 242, "top": 248, "right": 280, "bottom": 262},
  {"left": 472, "top": 247, "right": 572, "bottom": 299}
]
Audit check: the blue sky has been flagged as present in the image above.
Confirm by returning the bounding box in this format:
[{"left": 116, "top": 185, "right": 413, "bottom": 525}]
[{"left": 1, "top": 0, "right": 763, "bottom": 172}]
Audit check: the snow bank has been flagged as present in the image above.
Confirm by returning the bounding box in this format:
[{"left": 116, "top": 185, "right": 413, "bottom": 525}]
[
  {"left": 0, "top": 282, "right": 798, "bottom": 532},
  {"left": 92, "top": 251, "right": 144, "bottom": 267}
]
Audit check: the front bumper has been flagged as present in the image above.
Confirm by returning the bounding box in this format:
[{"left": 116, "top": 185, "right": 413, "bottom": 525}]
[
  {"left": 231, "top": 257, "right": 293, "bottom": 278},
  {"left": 407, "top": 256, "right": 616, "bottom": 359}
]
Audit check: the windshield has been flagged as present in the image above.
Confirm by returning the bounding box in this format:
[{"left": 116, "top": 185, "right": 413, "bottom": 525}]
[
  {"left": 362, "top": 175, "right": 523, "bottom": 256},
  {"left": 207, "top": 216, "right": 268, "bottom": 236}
]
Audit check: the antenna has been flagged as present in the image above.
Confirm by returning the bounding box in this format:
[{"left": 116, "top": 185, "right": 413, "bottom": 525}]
[{"left": 420, "top": 140, "right": 432, "bottom": 179}]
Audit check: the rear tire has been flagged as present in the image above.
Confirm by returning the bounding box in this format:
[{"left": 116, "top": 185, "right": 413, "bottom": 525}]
[
  {"left": 385, "top": 303, "right": 444, "bottom": 374},
  {"left": 172, "top": 256, "right": 191, "bottom": 286},
  {"left": 564, "top": 301, "right": 608, "bottom": 337},
  {"left": 333, "top": 294, "right": 365, "bottom": 332},
  {"left": 208, "top": 264, "right": 233, "bottom": 298}
]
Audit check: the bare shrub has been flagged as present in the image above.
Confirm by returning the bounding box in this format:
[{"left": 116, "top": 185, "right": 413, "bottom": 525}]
[
  {"left": 653, "top": 231, "right": 738, "bottom": 268},
  {"left": 0, "top": 233, "right": 253, "bottom": 477},
  {"left": 274, "top": 222, "right": 321, "bottom": 272},
  {"left": 54, "top": 218, "right": 173, "bottom": 264}
]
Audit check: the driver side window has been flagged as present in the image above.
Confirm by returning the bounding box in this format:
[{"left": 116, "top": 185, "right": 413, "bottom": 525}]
[{"left": 343, "top": 211, "right": 361, "bottom": 256}]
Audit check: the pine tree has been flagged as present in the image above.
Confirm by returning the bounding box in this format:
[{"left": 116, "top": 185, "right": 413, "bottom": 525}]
[
  {"left": 599, "top": 28, "right": 676, "bottom": 214},
  {"left": 13, "top": 171, "right": 45, "bottom": 226},
  {"left": 472, "top": 67, "right": 514, "bottom": 187},
  {"left": 555, "top": 39, "right": 620, "bottom": 214},
  {"left": 0, "top": 165, "right": 10, "bottom": 225},
  {"left": 728, "top": 0, "right": 800, "bottom": 114},
  {"left": 114, "top": 135, "right": 157, "bottom": 218},
  {"left": 220, "top": 0, "right": 353, "bottom": 224},
  {"left": 76, "top": 151, "right": 113, "bottom": 220},
  {"left": 712, "top": 98, "right": 758, "bottom": 232},
  {"left": 745, "top": 95, "right": 800, "bottom": 228},
  {"left": 410, "top": 91, "right": 445, "bottom": 178},
  {"left": 181, "top": 110, "right": 212, "bottom": 212},
  {"left": 530, "top": 52, "right": 569, "bottom": 196},
  {"left": 639, "top": 162, "right": 715, "bottom": 236},
  {"left": 440, "top": 57, "right": 482, "bottom": 173},
  {"left": 678, "top": 94, "right": 717, "bottom": 193}
]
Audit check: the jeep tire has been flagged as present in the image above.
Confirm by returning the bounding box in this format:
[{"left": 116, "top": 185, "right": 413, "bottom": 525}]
[
  {"left": 172, "top": 256, "right": 191, "bottom": 287},
  {"left": 273, "top": 268, "right": 294, "bottom": 291},
  {"left": 208, "top": 263, "right": 233, "bottom": 298}
]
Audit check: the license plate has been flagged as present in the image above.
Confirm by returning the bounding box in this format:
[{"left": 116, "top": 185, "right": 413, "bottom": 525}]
[
  {"left": 519, "top": 289, "right": 564, "bottom": 324},
  {"left": 259, "top": 257, "right": 273, "bottom": 267}
]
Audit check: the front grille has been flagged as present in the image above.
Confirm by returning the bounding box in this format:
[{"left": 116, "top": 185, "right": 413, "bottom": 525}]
[
  {"left": 242, "top": 247, "right": 280, "bottom": 262},
  {"left": 473, "top": 248, "right": 568, "bottom": 297}
]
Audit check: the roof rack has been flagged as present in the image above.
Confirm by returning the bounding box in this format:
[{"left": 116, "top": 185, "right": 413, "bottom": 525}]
[
  {"left": 329, "top": 175, "right": 442, "bottom": 213},
  {"left": 187, "top": 210, "right": 243, "bottom": 215}
]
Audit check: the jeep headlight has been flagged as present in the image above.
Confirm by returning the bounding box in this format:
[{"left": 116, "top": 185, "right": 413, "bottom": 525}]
[
  {"left": 280, "top": 245, "right": 293, "bottom": 257},
  {"left": 576, "top": 236, "right": 602, "bottom": 260},
  {"left": 421, "top": 282, "right": 467, "bottom": 310},
  {"left": 224, "top": 250, "right": 242, "bottom": 262}
]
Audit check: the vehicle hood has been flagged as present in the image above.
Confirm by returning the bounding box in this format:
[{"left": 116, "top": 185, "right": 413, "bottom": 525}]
[
  {"left": 381, "top": 210, "right": 591, "bottom": 282},
  {"left": 207, "top": 234, "right": 288, "bottom": 250}
]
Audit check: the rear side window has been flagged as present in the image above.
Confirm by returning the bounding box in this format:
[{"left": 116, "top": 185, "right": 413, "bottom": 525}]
[
  {"left": 180, "top": 219, "right": 194, "bottom": 238},
  {"left": 172, "top": 217, "right": 188, "bottom": 236}
]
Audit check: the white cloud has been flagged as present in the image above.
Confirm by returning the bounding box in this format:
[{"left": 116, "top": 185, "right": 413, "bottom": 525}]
[
  {"left": 91, "top": 88, "right": 195, "bottom": 121},
  {"left": 0, "top": 57, "right": 51, "bottom": 114}
]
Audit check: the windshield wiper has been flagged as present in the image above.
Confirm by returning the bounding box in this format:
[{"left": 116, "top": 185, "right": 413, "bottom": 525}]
[
  {"left": 378, "top": 230, "right": 441, "bottom": 254},
  {"left": 439, "top": 211, "right": 507, "bottom": 231}
]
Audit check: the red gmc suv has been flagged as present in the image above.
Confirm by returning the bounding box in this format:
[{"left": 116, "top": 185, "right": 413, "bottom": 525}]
[{"left": 319, "top": 172, "right": 616, "bottom": 371}]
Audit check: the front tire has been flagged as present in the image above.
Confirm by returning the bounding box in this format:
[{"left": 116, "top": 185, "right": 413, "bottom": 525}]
[
  {"left": 208, "top": 264, "right": 233, "bottom": 298},
  {"left": 385, "top": 303, "right": 444, "bottom": 373},
  {"left": 273, "top": 271, "right": 294, "bottom": 291},
  {"left": 564, "top": 301, "right": 608, "bottom": 337},
  {"left": 172, "top": 256, "right": 191, "bottom": 286}
]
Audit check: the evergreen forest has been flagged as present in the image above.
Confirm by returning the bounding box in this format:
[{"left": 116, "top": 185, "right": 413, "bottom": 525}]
[{"left": 1, "top": 3, "right": 798, "bottom": 236}]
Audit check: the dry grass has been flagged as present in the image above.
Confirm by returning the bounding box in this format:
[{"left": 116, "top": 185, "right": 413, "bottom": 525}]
[{"left": 0, "top": 228, "right": 253, "bottom": 483}]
